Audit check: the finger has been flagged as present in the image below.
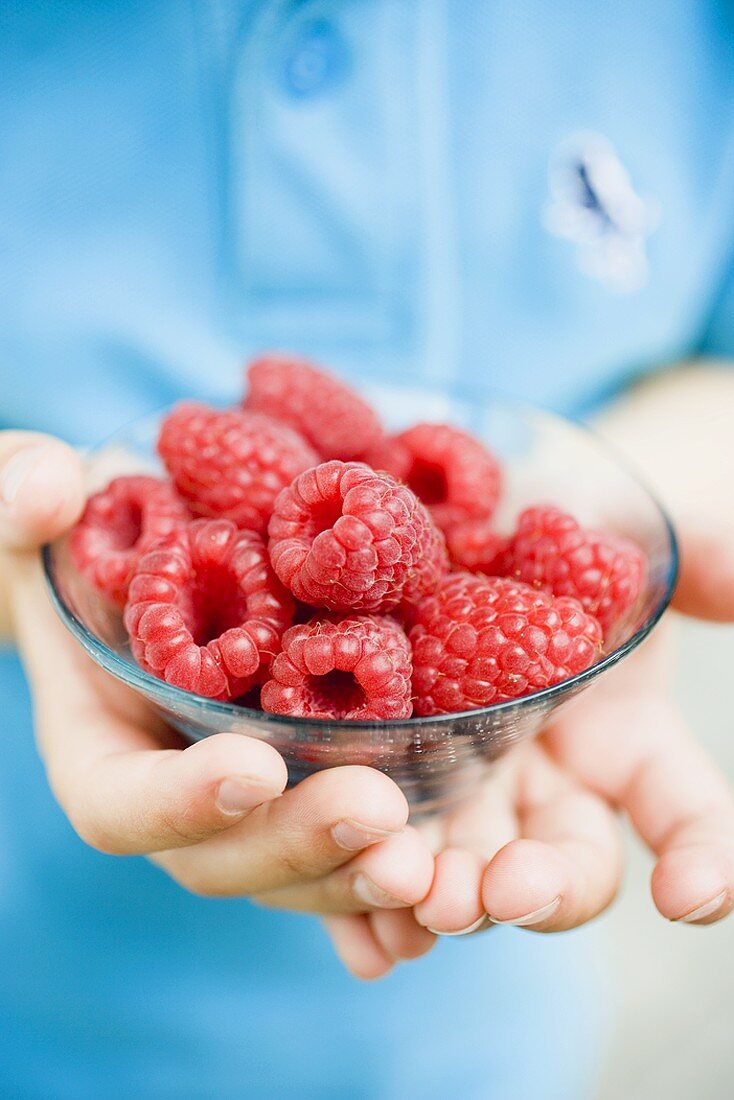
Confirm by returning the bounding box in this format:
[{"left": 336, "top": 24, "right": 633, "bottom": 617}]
[
  {"left": 652, "top": 846, "right": 734, "bottom": 925},
  {"left": 413, "top": 753, "right": 518, "bottom": 935},
  {"left": 0, "top": 431, "right": 85, "bottom": 549},
  {"left": 42, "top": 659, "right": 290, "bottom": 853},
  {"left": 66, "top": 733, "right": 289, "bottom": 855},
  {"left": 414, "top": 848, "right": 489, "bottom": 935},
  {"left": 440, "top": 750, "right": 521, "bottom": 859},
  {"left": 545, "top": 670, "right": 734, "bottom": 925},
  {"left": 250, "top": 825, "right": 434, "bottom": 913},
  {"left": 628, "top": 728, "right": 734, "bottom": 923},
  {"left": 673, "top": 524, "right": 734, "bottom": 622},
  {"left": 157, "top": 766, "right": 411, "bottom": 899},
  {"left": 482, "top": 750, "right": 622, "bottom": 931},
  {"left": 324, "top": 915, "right": 395, "bottom": 980},
  {"left": 11, "top": 557, "right": 287, "bottom": 852},
  {"left": 368, "top": 909, "right": 437, "bottom": 961}
]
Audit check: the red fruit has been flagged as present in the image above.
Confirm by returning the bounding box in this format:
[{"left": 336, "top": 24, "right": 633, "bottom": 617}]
[
  {"left": 505, "top": 505, "right": 647, "bottom": 636},
  {"left": 359, "top": 434, "right": 412, "bottom": 481},
  {"left": 410, "top": 571, "right": 602, "bottom": 715},
  {"left": 395, "top": 422, "right": 502, "bottom": 531},
  {"left": 244, "top": 354, "right": 383, "bottom": 460},
  {"left": 268, "top": 461, "right": 448, "bottom": 612},
  {"left": 69, "top": 476, "right": 188, "bottom": 608},
  {"left": 157, "top": 402, "right": 318, "bottom": 534},
  {"left": 446, "top": 518, "right": 512, "bottom": 575},
  {"left": 124, "top": 518, "right": 294, "bottom": 700},
  {"left": 261, "top": 615, "right": 413, "bottom": 720}
]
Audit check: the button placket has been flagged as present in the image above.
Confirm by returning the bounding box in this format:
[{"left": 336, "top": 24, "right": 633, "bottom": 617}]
[{"left": 222, "top": 0, "right": 419, "bottom": 361}]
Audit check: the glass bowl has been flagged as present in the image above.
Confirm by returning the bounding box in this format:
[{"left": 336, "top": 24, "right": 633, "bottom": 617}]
[{"left": 42, "top": 380, "right": 677, "bottom": 817}]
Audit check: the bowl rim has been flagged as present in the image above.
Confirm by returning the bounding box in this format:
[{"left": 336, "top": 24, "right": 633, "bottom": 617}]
[{"left": 41, "top": 394, "right": 679, "bottom": 730}]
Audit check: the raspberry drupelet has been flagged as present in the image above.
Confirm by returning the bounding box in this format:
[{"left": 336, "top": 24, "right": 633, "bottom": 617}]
[
  {"left": 261, "top": 615, "right": 413, "bottom": 720},
  {"left": 358, "top": 434, "right": 412, "bottom": 482},
  {"left": 124, "top": 518, "right": 294, "bottom": 700},
  {"left": 410, "top": 571, "right": 602, "bottom": 716},
  {"left": 69, "top": 475, "right": 189, "bottom": 608},
  {"left": 505, "top": 505, "right": 647, "bottom": 637},
  {"left": 268, "top": 460, "right": 448, "bottom": 613},
  {"left": 394, "top": 422, "right": 502, "bottom": 532},
  {"left": 157, "top": 401, "right": 318, "bottom": 535},
  {"left": 445, "top": 518, "right": 512, "bottom": 576},
  {"left": 243, "top": 354, "right": 383, "bottom": 461}
]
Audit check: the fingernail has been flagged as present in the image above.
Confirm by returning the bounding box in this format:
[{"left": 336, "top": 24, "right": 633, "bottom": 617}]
[
  {"left": 216, "top": 777, "right": 282, "bottom": 816},
  {"left": 331, "top": 819, "right": 401, "bottom": 851},
  {"left": 427, "top": 915, "right": 490, "bottom": 937},
  {"left": 0, "top": 445, "right": 49, "bottom": 509},
  {"left": 676, "top": 889, "right": 728, "bottom": 924},
  {"left": 488, "top": 896, "right": 562, "bottom": 927},
  {"left": 352, "top": 873, "right": 405, "bottom": 909}
]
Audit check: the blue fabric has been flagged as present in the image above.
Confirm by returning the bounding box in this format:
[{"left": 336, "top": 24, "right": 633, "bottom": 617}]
[
  {"left": 2, "top": 1, "right": 733, "bottom": 1095},
  {"left": 700, "top": 250, "right": 734, "bottom": 356}
]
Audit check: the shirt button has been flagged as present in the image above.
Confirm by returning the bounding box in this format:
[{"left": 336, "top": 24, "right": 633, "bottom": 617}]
[{"left": 283, "top": 18, "right": 349, "bottom": 98}]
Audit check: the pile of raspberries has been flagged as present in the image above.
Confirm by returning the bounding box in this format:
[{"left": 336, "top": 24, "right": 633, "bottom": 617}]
[{"left": 70, "top": 355, "right": 646, "bottom": 720}]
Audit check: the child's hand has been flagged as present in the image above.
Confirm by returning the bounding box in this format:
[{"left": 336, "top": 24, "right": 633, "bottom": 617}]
[
  {"left": 327, "top": 623, "right": 734, "bottom": 978},
  {"left": 0, "top": 433, "right": 435, "bottom": 948},
  {"left": 326, "top": 364, "right": 734, "bottom": 978}
]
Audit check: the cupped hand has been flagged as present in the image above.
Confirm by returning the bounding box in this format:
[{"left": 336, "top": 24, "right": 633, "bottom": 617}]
[
  {"left": 329, "top": 619, "right": 734, "bottom": 978},
  {"left": 328, "top": 366, "right": 734, "bottom": 978},
  {"left": 0, "top": 433, "right": 434, "bottom": 943}
]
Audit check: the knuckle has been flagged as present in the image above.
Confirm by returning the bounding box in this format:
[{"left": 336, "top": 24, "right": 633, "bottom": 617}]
[
  {"left": 158, "top": 803, "right": 212, "bottom": 846},
  {"left": 258, "top": 800, "right": 325, "bottom": 880},
  {"left": 277, "top": 845, "right": 318, "bottom": 880}
]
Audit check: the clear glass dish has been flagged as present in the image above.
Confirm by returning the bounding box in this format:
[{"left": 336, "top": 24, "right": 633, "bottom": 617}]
[{"left": 42, "top": 380, "right": 677, "bottom": 817}]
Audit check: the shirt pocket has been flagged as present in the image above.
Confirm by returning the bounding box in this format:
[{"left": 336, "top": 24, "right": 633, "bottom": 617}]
[{"left": 220, "top": 0, "right": 422, "bottom": 354}]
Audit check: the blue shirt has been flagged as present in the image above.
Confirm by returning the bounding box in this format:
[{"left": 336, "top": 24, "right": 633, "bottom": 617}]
[{"left": 2, "top": 2, "right": 733, "bottom": 1096}]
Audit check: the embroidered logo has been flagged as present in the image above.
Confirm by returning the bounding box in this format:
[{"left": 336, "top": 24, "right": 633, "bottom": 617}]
[{"left": 544, "top": 132, "right": 659, "bottom": 292}]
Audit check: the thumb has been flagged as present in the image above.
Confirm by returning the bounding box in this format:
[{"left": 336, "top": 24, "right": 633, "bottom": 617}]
[
  {"left": 0, "top": 431, "right": 85, "bottom": 550},
  {"left": 672, "top": 521, "right": 734, "bottom": 622}
]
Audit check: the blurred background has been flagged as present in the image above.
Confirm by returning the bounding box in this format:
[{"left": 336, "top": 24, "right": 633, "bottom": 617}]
[{"left": 599, "top": 617, "right": 734, "bottom": 1099}]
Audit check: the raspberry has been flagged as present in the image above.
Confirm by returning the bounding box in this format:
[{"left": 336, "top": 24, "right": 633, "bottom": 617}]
[
  {"left": 358, "top": 434, "right": 412, "bottom": 481},
  {"left": 124, "top": 518, "right": 294, "bottom": 700},
  {"left": 244, "top": 354, "right": 383, "bottom": 460},
  {"left": 268, "top": 461, "right": 448, "bottom": 612},
  {"left": 445, "top": 518, "right": 512, "bottom": 575},
  {"left": 261, "top": 615, "right": 413, "bottom": 720},
  {"left": 157, "top": 402, "right": 318, "bottom": 534},
  {"left": 69, "top": 476, "right": 188, "bottom": 608},
  {"left": 505, "top": 505, "right": 647, "bottom": 637},
  {"left": 410, "top": 572, "right": 602, "bottom": 715},
  {"left": 395, "top": 422, "right": 502, "bottom": 531}
]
